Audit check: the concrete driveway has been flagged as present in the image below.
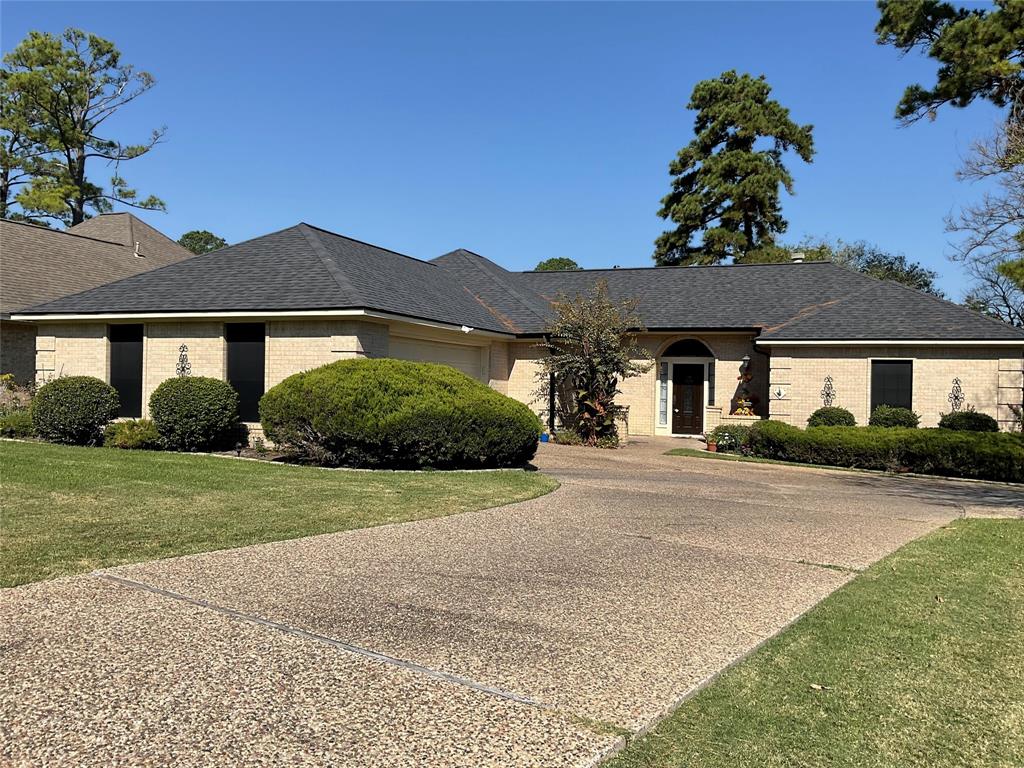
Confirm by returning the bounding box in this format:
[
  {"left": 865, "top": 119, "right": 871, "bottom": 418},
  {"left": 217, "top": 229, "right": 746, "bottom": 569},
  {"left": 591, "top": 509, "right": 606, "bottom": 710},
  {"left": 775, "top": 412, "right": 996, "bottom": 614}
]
[{"left": 3, "top": 439, "right": 1021, "bottom": 766}]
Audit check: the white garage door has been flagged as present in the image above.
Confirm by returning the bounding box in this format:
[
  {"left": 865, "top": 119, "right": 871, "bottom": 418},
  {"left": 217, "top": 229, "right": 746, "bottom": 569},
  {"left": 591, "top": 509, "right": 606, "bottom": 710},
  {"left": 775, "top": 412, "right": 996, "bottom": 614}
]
[{"left": 389, "top": 337, "right": 487, "bottom": 381}]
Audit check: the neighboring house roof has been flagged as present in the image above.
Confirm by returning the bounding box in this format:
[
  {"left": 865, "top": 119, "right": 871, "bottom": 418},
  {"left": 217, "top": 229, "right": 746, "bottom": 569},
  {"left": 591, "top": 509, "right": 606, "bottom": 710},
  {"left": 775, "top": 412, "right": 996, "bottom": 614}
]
[
  {"left": 16, "top": 223, "right": 510, "bottom": 334},
  {"left": 13, "top": 221, "right": 1024, "bottom": 342},
  {"left": 0, "top": 215, "right": 194, "bottom": 319}
]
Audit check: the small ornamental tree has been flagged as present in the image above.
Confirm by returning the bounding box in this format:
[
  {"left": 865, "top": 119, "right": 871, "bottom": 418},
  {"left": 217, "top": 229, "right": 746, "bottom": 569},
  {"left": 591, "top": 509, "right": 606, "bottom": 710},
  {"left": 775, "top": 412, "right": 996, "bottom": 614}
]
[{"left": 536, "top": 280, "right": 652, "bottom": 446}]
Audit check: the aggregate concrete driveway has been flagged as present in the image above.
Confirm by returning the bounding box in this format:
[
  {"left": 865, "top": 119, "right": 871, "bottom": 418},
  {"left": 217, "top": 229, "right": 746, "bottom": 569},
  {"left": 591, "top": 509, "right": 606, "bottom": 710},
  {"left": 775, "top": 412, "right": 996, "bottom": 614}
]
[{"left": 3, "top": 439, "right": 1021, "bottom": 767}]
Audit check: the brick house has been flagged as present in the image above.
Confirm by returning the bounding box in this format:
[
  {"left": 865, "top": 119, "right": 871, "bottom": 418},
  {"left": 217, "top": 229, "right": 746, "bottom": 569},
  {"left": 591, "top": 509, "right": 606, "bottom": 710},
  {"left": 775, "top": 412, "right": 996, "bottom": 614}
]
[
  {"left": 1, "top": 214, "right": 195, "bottom": 384},
  {"left": 11, "top": 222, "right": 1024, "bottom": 432}
]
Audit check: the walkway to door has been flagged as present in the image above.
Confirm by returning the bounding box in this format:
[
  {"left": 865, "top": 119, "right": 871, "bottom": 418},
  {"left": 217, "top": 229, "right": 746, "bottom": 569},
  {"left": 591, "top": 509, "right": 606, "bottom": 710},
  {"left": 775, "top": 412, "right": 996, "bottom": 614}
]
[{"left": 4, "top": 439, "right": 1020, "bottom": 766}]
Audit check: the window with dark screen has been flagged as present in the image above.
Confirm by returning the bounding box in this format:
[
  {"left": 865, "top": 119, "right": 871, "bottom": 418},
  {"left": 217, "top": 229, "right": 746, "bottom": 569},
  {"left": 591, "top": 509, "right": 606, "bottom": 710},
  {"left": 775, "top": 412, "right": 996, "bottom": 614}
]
[
  {"left": 109, "top": 324, "right": 143, "bottom": 417},
  {"left": 870, "top": 360, "right": 913, "bottom": 412},
  {"left": 225, "top": 323, "right": 265, "bottom": 422}
]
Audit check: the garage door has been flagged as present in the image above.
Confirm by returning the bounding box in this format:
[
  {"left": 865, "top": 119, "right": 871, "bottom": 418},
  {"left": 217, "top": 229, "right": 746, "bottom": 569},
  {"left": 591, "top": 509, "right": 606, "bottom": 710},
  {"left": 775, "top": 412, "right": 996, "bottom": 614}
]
[{"left": 389, "top": 337, "right": 487, "bottom": 381}]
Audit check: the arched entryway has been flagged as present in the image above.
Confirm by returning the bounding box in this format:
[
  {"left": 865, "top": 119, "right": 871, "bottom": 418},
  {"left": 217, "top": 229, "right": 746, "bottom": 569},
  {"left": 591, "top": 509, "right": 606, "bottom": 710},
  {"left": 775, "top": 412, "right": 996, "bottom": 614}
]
[{"left": 656, "top": 339, "right": 716, "bottom": 436}]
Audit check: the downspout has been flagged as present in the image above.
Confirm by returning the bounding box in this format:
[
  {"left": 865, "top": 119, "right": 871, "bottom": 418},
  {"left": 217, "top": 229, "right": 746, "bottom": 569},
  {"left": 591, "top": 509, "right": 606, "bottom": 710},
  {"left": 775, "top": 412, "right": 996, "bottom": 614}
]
[{"left": 543, "top": 333, "right": 556, "bottom": 434}]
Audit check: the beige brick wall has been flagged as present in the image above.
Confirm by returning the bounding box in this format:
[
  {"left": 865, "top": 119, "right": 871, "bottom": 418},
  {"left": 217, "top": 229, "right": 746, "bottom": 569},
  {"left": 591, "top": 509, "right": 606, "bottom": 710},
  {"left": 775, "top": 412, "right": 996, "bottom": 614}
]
[
  {"left": 35, "top": 323, "right": 107, "bottom": 385},
  {"left": 143, "top": 323, "right": 225, "bottom": 415},
  {"left": 488, "top": 341, "right": 510, "bottom": 394},
  {"left": 768, "top": 345, "right": 1024, "bottom": 430},
  {"left": 1, "top": 321, "right": 37, "bottom": 385},
  {"left": 265, "top": 319, "right": 389, "bottom": 389}
]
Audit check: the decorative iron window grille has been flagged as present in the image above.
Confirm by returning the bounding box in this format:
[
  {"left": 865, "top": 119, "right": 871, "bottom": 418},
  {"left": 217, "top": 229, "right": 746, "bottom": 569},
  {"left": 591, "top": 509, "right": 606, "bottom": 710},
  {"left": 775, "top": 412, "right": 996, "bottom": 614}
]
[
  {"left": 176, "top": 344, "right": 192, "bottom": 377},
  {"left": 820, "top": 376, "right": 836, "bottom": 407},
  {"left": 948, "top": 378, "right": 965, "bottom": 412}
]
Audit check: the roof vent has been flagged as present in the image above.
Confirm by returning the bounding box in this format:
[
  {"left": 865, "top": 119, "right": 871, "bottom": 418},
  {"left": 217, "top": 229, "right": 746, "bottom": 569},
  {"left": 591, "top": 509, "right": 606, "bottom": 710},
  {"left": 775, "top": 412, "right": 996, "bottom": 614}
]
[
  {"left": 790, "top": 251, "right": 805, "bottom": 263},
  {"left": 133, "top": 241, "right": 143, "bottom": 258}
]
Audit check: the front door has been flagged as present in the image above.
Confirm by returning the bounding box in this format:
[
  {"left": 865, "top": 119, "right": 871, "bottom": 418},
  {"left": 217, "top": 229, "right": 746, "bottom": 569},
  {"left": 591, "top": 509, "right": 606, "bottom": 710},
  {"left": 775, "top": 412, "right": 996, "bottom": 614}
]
[{"left": 672, "top": 363, "right": 704, "bottom": 434}]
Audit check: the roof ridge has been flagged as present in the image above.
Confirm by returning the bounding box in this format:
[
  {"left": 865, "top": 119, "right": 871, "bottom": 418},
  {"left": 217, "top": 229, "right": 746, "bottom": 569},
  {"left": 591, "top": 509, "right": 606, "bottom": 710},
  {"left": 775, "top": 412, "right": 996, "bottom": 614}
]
[
  {"left": 518, "top": 260, "right": 836, "bottom": 275},
  {"left": 451, "top": 249, "right": 552, "bottom": 324},
  {"left": 1, "top": 218, "right": 128, "bottom": 249},
  {"left": 295, "top": 223, "right": 363, "bottom": 304},
  {"left": 300, "top": 222, "right": 439, "bottom": 267}
]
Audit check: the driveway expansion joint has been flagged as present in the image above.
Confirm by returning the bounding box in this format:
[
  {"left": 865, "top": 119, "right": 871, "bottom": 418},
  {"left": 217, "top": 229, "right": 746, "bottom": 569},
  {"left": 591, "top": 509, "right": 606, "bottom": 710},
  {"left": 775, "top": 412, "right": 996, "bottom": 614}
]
[{"left": 94, "top": 571, "right": 542, "bottom": 709}]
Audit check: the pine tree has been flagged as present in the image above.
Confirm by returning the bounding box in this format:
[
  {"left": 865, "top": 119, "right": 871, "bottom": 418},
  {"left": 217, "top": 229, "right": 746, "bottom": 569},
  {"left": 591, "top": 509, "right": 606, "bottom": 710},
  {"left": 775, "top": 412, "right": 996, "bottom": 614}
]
[{"left": 654, "top": 71, "right": 814, "bottom": 266}]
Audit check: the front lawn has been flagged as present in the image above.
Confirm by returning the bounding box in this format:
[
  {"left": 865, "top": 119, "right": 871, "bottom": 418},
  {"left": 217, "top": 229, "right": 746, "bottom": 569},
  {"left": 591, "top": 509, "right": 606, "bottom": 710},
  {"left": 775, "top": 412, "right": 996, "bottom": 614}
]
[
  {"left": 606, "top": 518, "right": 1024, "bottom": 768},
  {"left": 0, "top": 440, "right": 557, "bottom": 587}
]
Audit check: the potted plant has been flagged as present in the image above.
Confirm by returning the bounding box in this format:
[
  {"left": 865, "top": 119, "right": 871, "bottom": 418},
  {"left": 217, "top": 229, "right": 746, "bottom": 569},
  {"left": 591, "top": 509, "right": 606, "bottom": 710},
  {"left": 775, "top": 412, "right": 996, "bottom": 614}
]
[{"left": 704, "top": 432, "right": 718, "bottom": 452}]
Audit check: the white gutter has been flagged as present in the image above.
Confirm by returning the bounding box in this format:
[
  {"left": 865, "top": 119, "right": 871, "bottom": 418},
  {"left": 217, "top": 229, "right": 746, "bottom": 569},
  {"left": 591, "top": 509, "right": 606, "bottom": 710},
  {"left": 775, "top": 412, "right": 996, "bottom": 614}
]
[
  {"left": 755, "top": 338, "right": 1024, "bottom": 347},
  {"left": 9, "top": 308, "right": 516, "bottom": 339}
]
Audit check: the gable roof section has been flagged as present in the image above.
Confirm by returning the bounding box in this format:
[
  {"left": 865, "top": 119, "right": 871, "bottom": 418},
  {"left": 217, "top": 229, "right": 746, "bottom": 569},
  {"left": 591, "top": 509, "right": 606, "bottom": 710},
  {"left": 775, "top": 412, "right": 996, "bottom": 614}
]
[
  {"left": 1, "top": 217, "right": 194, "bottom": 318},
  {"left": 431, "top": 249, "right": 552, "bottom": 332},
  {"left": 67, "top": 213, "right": 195, "bottom": 262},
  {"left": 16, "top": 224, "right": 510, "bottom": 333},
  {"left": 519, "top": 261, "right": 1024, "bottom": 340}
]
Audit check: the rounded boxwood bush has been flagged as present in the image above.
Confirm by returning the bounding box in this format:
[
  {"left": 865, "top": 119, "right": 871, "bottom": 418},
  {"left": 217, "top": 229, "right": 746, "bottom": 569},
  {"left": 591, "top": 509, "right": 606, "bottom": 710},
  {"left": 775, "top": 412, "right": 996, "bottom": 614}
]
[
  {"left": 104, "top": 418, "right": 164, "bottom": 450},
  {"left": 807, "top": 406, "right": 857, "bottom": 428},
  {"left": 938, "top": 410, "right": 999, "bottom": 432},
  {"left": 869, "top": 405, "right": 920, "bottom": 429},
  {"left": 31, "top": 376, "right": 119, "bottom": 445},
  {"left": 260, "top": 358, "right": 541, "bottom": 469},
  {"left": 149, "top": 376, "right": 241, "bottom": 451}
]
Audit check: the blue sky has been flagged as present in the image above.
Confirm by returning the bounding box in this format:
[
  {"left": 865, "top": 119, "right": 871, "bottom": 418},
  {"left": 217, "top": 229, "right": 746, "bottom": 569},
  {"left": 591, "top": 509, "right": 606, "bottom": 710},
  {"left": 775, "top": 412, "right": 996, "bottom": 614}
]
[{"left": 1, "top": 1, "right": 1001, "bottom": 297}]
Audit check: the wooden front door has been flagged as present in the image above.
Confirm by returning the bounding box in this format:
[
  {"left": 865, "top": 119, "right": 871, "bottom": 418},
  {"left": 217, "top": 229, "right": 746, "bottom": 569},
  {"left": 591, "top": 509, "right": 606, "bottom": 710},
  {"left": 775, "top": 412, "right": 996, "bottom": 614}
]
[{"left": 672, "top": 363, "right": 704, "bottom": 434}]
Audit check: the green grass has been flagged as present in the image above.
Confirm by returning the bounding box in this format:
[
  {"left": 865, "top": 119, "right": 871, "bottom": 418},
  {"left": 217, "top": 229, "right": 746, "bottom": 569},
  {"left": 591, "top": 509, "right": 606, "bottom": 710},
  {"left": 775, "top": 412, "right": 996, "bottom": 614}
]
[
  {"left": 605, "top": 518, "right": 1024, "bottom": 768},
  {"left": 0, "top": 440, "right": 557, "bottom": 587}
]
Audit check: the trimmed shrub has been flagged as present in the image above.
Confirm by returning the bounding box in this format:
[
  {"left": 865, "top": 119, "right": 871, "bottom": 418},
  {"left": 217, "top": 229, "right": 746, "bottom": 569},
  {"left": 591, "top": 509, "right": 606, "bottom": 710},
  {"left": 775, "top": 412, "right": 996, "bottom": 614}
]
[
  {"left": 0, "top": 409, "right": 34, "bottom": 437},
  {"left": 149, "top": 376, "right": 241, "bottom": 452},
  {"left": 260, "top": 358, "right": 541, "bottom": 469},
  {"left": 707, "top": 423, "right": 752, "bottom": 453},
  {"left": 744, "top": 420, "right": 1023, "bottom": 482},
  {"left": 869, "top": 405, "right": 920, "bottom": 429},
  {"left": 104, "top": 418, "right": 164, "bottom": 450},
  {"left": 31, "top": 376, "right": 118, "bottom": 445},
  {"left": 807, "top": 406, "right": 856, "bottom": 428},
  {"left": 938, "top": 410, "right": 999, "bottom": 433}
]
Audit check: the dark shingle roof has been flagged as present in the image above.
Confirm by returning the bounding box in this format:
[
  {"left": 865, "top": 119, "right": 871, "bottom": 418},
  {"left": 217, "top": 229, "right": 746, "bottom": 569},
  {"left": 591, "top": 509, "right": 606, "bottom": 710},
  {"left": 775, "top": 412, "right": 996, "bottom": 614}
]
[
  {"left": 517, "top": 261, "right": 1024, "bottom": 340},
  {"left": 1, "top": 217, "right": 194, "bottom": 318},
  {"left": 17, "top": 224, "right": 509, "bottom": 333},
  {"left": 431, "top": 249, "right": 552, "bottom": 333},
  {"left": 15, "top": 222, "right": 1023, "bottom": 342}
]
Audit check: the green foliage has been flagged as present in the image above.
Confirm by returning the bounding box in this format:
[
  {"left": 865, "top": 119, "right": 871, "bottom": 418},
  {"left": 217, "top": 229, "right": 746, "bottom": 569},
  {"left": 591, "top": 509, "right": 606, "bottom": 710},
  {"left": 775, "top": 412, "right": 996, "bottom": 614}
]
[
  {"left": 997, "top": 257, "right": 1024, "bottom": 291},
  {"left": 786, "top": 238, "right": 944, "bottom": 296},
  {"left": 2, "top": 28, "right": 164, "bottom": 226},
  {"left": 745, "top": 420, "right": 1023, "bottom": 482},
  {"left": 103, "top": 418, "right": 163, "bottom": 449},
  {"left": 149, "top": 376, "right": 241, "bottom": 452},
  {"left": 178, "top": 230, "right": 227, "bottom": 255},
  {"left": 807, "top": 406, "right": 857, "bottom": 428},
  {"left": 0, "top": 409, "right": 34, "bottom": 437},
  {"left": 876, "top": 1, "right": 1024, "bottom": 124},
  {"left": 938, "top": 409, "right": 1000, "bottom": 432},
  {"left": 707, "top": 423, "right": 752, "bottom": 453},
  {"left": 535, "top": 257, "right": 582, "bottom": 272},
  {"left": 31, "top": 376, "right": 118, "bottom": 445},
  {"left": 869, "top": 405, "right": 921, "bottom": 428},
  {"left": 260, "top": 359, "right": 541, "bottom": 469},
  {"left": 654, "top": 70, "right": 814, "bottom": 266},
  {"left": 536, "top": 280, "right": 652, "bottom": 446}
]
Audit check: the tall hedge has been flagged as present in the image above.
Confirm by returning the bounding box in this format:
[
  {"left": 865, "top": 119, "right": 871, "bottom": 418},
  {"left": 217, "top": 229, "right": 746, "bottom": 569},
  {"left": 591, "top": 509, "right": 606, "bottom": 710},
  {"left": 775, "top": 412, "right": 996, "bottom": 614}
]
[
  {"left": 31, "top": 376, "right": 119, "bottom": 445},
  {"left": 260, "top": 358, "right": 541, "bottom": 469},
  {"left": 149, "top": 376, "right": 241, "bottom": 451}
]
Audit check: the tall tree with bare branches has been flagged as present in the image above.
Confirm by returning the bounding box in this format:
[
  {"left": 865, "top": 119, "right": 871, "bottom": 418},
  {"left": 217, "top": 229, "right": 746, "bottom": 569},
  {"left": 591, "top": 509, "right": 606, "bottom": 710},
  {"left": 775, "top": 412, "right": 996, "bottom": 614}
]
[
  {"left": 877, "top": 0, "right": 1024, "bottom": 326},
  {"left": 1, "top": 28, "right": 165, "bottom": 226}
]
